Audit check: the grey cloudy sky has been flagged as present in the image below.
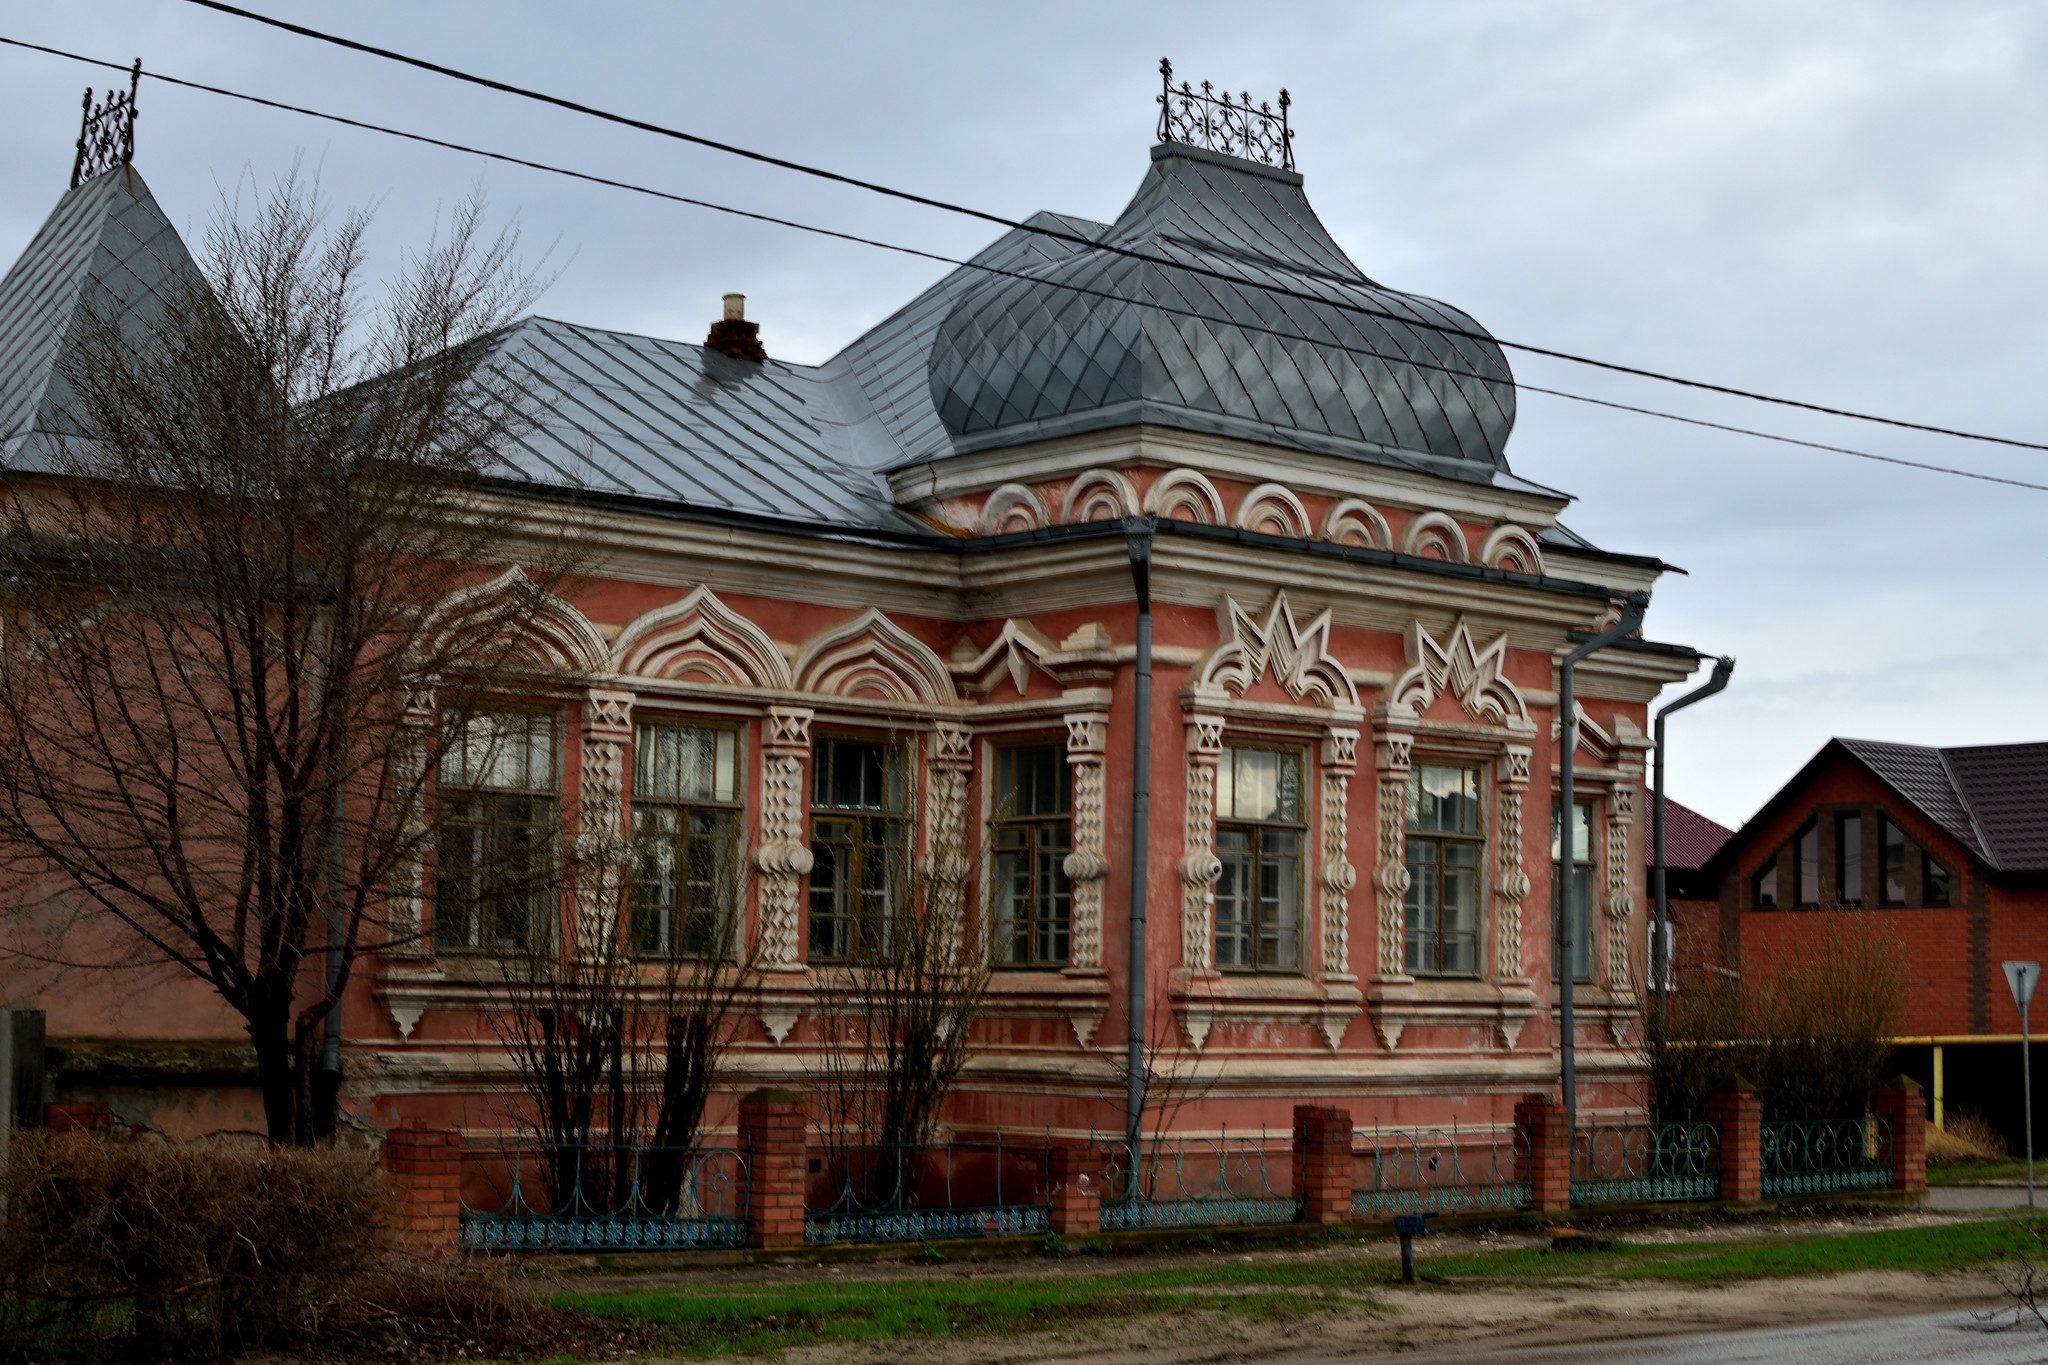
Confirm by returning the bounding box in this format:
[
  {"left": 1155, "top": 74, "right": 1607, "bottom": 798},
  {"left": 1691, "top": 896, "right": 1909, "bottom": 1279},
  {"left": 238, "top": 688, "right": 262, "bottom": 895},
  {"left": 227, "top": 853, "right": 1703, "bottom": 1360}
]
[{"left": 3, "top": 1, "right": 2044, "bottom": 829}]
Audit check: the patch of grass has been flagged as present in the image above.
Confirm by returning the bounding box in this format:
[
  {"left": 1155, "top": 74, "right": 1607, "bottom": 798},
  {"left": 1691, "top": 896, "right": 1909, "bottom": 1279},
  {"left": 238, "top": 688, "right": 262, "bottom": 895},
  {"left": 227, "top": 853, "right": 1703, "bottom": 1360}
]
[{"left": 1931, "top": 1158, "right": 2036, "bottom": 1187}]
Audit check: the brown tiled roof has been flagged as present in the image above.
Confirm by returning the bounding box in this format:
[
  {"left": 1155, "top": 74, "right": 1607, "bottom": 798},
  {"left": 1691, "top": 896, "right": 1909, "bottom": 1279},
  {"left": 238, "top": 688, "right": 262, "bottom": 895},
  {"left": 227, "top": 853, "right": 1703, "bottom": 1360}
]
[
  {"left": 1655, "top": 795, "right": 1733, "bottom": 870},
  {"left": 1833, "top": 738, "right": 2048, "bottom": 874}
]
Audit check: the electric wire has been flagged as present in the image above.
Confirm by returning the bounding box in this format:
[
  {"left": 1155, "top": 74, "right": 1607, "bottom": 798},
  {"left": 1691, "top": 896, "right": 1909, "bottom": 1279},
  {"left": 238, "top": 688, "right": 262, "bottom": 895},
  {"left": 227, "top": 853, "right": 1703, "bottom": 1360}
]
[
  {"left": 173, "top": 0, "right": 2048, "bottom": 459},
  {"left": 6, "top": 33, "right": 2047, "bottom": 496}
]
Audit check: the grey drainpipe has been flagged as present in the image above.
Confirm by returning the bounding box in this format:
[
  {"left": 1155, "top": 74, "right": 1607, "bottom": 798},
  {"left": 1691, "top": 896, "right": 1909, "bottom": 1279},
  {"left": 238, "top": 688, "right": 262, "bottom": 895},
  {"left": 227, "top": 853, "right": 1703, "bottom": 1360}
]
[
  {"left": 1651, "top": 656, "right": 1734, "bottom": 1040},
  {"left": 1124, "top": 518, "right": 1154, "bottom": 1152},
  {"left": 1557, "top": 591, "right": 1649, "bottom": 1133}
]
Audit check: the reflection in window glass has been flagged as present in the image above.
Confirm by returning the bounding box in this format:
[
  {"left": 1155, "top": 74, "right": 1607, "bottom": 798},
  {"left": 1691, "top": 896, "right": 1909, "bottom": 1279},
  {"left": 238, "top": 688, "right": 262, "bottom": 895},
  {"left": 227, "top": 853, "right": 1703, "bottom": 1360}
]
[
  {"left": 1837, "top": 812, "right": 1863, "bottom": 907},
  {"left": 1552, "top": 800, "right": 1595, "bottom": 981},
  {"left": 435, "top": 711, "right": 557, "bottom": 952},
  {"left": 631, "top": 724, "right": 742, "bottom": 957},
  {"left": 1924, "top": 853, "right": 1952, "bottom": 908},
  {"left": 1795, "top": 822, "right": 1820, "bottom": 906},
  {"left": 1755, "top": 864, "right": 1779, "bottom": 909},
  {"left": 808, "top": 738, "right": 909, "bottom": 960},
  {"left": 1214, "top": 746, "right": 1302, "bottom": 972},
  {"left": 1882, "top": 819, "right": 1907, "bottom": 905},
  {"left": 991, "top": 744, "right": 1071, "bottom": 966}
]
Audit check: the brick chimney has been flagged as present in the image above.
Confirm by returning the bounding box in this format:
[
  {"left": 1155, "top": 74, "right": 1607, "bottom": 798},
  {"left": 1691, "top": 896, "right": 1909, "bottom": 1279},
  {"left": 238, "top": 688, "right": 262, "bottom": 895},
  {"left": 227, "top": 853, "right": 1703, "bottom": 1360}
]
[{"left": 704, "top": 292, "right": 766, "bottom": 362}]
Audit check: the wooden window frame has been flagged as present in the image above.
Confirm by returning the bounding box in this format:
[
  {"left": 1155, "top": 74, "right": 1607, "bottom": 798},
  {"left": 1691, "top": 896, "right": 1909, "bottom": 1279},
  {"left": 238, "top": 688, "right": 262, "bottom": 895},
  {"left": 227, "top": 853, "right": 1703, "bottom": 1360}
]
[
  {"left": 806, "top": 733, "right": 912, "bottom": 963},
  {"left": 1213, "top": 742, "right": 1306, "bottom": 975},
  {"left": 1402, "top": 761, "right": 1485, "bottom": 977},
  {"left": 433, "top": 708, "right": 561, "bottom": 954},
  {"left": 989, "top": 740, "right": 1072, "bottom": 969},
  {"left": 629, "top": 719, "right": 745, "bottom": 959}
]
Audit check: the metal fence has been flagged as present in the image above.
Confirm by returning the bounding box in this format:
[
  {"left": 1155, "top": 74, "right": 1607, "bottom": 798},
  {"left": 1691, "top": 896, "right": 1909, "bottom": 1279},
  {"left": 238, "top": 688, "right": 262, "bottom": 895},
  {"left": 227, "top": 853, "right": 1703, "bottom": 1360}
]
[
  {"left": 1761, "top": 1117, "right": 1892, "bottom": 1197},
  {"left": 804, "top": 1130, "right": 1052, "bottom": 1245},
  {"left": 1352, "top": 1121, "right": 1531, "bottom": 1217},
  {"left": 458, "top": 1138, "right": 750, "bottom": 1250},
  {"left": 1097, "top": 1129, "right": 1302, "bottom": 1231},
  {"left": 1570, "top": 1121, "right": 1720, "bottom": 1207}
]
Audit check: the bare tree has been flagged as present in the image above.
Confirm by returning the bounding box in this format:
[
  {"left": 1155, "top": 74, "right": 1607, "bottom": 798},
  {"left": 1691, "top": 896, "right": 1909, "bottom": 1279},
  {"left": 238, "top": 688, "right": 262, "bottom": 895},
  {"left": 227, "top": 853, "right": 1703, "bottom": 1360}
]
[{"left": 0, "top": 171, "right": 580, "bottom": 1145}]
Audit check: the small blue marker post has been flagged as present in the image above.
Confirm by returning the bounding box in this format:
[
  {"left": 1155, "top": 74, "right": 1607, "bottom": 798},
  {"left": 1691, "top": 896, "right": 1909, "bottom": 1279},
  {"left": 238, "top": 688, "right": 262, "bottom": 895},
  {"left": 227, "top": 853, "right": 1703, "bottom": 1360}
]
[{"left": 1394, "top": 1213, "right": 1427, "bottom": 1283}]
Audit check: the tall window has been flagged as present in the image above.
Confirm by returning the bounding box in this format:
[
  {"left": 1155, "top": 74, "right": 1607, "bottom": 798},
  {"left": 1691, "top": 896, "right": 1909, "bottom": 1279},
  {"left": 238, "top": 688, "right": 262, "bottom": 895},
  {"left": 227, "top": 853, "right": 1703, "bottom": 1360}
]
[
  {"left": 808, "top": 737, "right": 909, "bottom": 961},
  {"left": 991, "top": 744, "right": 1071, "bottom": 967},
  {"left": 1795, "top": 820, "right": 1820, "bottom": 906},
  {"left": 435, "top": 711, "right": 557, "bottom": 951},
  {"left": 1552, "top": 800, "right": 1595, "bottom": 981},
  {"left": 631, "top": 723, "right": 741, "bottom": 957},
  {"left": 1214, "top": 745, "right": 1302, "bottom": 972},
  {"left": 1836, "top": 811, "right": 1863, "bottom": 908},
  {"left": 1924, "top": 852, "right": 1952, "bottom": 907},
  {"left": 1404, "top": 764, "right": 1482, "bottom": 975},
  {"left": 1882, "top": 818, "right": 1907, "bottom": 906},
  {"left": 1754, "top": 863, "right": 1779, "bottom": 909}
]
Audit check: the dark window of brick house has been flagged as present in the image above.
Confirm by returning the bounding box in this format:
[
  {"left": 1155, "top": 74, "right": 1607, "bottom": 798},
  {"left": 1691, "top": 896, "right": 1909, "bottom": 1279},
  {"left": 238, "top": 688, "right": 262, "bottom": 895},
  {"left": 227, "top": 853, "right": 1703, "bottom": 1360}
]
[
  {"left": 1924, "top": 852, "right": 1952, "bottom": 908},
  {"left": 1881, "top": 818, "right": 1908, "bottom": 905},
  {"left": 1795, "top": 820, "right": 1820, "bottom": 906},
  {"left": 1754, "top": 863, "right": 1778, "bottom": 908},
  {"left": 1836, "top": 811, "right": 1863, "bottom": 907}
]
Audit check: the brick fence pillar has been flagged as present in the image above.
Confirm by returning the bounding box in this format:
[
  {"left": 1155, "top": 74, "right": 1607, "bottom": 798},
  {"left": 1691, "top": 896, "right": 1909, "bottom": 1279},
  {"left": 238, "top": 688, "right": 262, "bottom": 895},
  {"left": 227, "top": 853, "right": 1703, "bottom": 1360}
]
[
  {"left": 1048, "top": 1143, "right": 1101, "bottom": 1238},
  {"left": 1292, "top": 1105, "right": 1354, "bottom": 1223},
  {"left": 381, "top": 1120, "right": 462, "bottom": 1253},
  {"left": 737, "top": 1086, "right": 807, "bottom": 1249},
  {"left": 1874, "top": 1077, "right": 1927, "bottom": 1194},
  {"left": 1513, "top": 1094, "right": 1571, "bottom": 1213},
  {"left": 1707, "top": 1087, "right": 1762, "bottom": 1204}
]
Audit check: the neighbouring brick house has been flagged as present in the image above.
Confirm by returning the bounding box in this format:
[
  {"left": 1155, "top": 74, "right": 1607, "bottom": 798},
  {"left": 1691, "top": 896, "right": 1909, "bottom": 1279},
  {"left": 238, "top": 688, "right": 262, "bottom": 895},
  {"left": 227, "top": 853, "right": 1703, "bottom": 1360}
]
[
  {"left": 0, "top": 80, "right": 1710, "bottom": 1149},
  {"left": 1649, "top": 794, "right": 1732, "bottom": 976},
  {"left": 1701, "top": 738, "right": 2048, "bottom": 1147}
]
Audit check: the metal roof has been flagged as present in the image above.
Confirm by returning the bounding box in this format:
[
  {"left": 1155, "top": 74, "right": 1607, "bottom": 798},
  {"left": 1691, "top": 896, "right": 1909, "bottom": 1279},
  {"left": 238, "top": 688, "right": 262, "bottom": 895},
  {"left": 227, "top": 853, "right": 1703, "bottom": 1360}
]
[
  {"left": 1657, "top": 796, "right": 1734, "bottom": 871},
  {"left": 0, "top": 165, "right": 204, "bottom": 468},
  {"left": 926, "top": 143, "right": 1517, "bottom": 478}
]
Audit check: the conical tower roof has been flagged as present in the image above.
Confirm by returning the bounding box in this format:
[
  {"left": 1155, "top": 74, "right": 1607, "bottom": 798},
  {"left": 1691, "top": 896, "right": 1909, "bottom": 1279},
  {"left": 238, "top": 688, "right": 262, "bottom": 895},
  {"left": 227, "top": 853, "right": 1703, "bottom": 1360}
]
[{"left": 0, "top": 165, "right": 204, "bottom": 467}]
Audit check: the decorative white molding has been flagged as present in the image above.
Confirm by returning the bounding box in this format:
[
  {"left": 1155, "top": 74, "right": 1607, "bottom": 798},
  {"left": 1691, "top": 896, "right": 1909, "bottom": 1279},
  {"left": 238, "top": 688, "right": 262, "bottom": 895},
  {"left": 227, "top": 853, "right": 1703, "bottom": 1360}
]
[
  {"left": 1604, "top": 783, "right": 1635, "bottom": 988},
  {"left": 1143, "top": 468, "right": 1226, "bottom": 525},
  {"left": 1233, "top": 482, "right": 1311, "bottom": 539},
  {"left": 1064, "top": 1005, "right": 1106, "bottom": 1049},
  {"left": 610, "top": 585, "right": 793, "bottom": 688},
  {"left": 1319, "top": 727, "right": 1360, "bottom": 977},
  {"left": 421, "top": 566, "right": 608, "bottom": 673},
  {"left": 754, "top": 706, "right": 815, "bottom": 969},
  {"left": 1494, "top": 746, "right": 1533, "bottom": 982},
  {"left": 1321, "top": 497, "right": 1392, "bottom": 550},
  {"left": 1181, "top": 1008, "right": 1215, "bottom": 1052},
  {"left": 387, "top": 680, "right": 437, "bottom": 953},
  {"left": 1401, "top": 511, "right": 1472, "bottom": 563},
  {"left": 1059, "top": 469, "right": 1139, "bottom": 524},
  {"left": 1372, "top": 728, "right": 1414, "bottom": 978},
  {"left": 977, "top": 483, "right": 1050, "bottom": 535},
  {"left": 388, "top": 1000, "right": 425, "bottom": 1042},
  {"left": 1371, "top": 1014, "right": 1407, "bottom": 1051},
  {"left": 575, "top": 687, "right": 635, "bottom": 953},
  {"left": 927, "top": 722, "right": 974, "bottom": 962},
  {"left": 1478, "top": 524, "right": 1545, "bottom": 576},
  {"left": 953, "top": 619, "right": 1061, "bottom": 698},
  {"left": 1554, "top": 703, "right": 1620, "bottom": 765},
  {"left": 758, "top": 1008, "right": 801, "bottom": 1045},
  {"left": 793, "top": 608, "right": 957, "bottom": 704},
  {"left": 1180, "top": 712, "right": 1226, "bottom": 973},
  {"left": 1317, "top": 1010, "right": 1355, "bottom": 1051},
  {"left": 1497, "top": 1014, "right": 1528, "bottom": 1050},
  {"left": 1062, "top": 711, "right": 1111, "bottom": 971},
  {"left": 1197, "top": 590, "right": 1361, "bottom": 708},
  {"left": 1391, "top": 619, "right": 1529, "bottom": 726}
]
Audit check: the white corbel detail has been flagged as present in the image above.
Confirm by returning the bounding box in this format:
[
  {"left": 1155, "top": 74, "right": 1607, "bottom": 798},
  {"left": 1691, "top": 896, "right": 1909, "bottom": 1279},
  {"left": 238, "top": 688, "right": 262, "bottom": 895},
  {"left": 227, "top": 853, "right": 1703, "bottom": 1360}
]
[
  {"left": 1062, "top": 711, "right": 1111, "bottom": 971},
  {"left": 758, "top": 1008, "right": 801, "bottom": 1045},
  {"left": 1064, "top": 1005, "right": 1106, "bottom": 1050},
  {"left": 1180, "top": 710, "right": 1227, "bottom": 973},
  {"left": 755, "top": 707, "right": 814, "bottom": 970},
  {"left": 388, "top": 1001, "right": 425, "bottom": 1042}
]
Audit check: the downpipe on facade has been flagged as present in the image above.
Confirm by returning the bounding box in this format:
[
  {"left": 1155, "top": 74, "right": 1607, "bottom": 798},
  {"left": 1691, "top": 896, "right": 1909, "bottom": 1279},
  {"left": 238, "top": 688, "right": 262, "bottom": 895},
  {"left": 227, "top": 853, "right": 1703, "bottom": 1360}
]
[
  {"left": 1124, "top": 518, "right": 1154, "bottom": 1151},
  {"left": 1651, "top": 656, "right": 1735, "bottom": 1039}
]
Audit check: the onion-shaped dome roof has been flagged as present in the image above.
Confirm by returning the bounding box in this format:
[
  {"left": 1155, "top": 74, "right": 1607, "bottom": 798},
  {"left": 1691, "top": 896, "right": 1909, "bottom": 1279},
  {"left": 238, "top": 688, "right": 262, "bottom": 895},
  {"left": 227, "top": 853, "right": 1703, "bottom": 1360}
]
[{"left": 928, "top": 143, "right": 1516, "bottom": 476}]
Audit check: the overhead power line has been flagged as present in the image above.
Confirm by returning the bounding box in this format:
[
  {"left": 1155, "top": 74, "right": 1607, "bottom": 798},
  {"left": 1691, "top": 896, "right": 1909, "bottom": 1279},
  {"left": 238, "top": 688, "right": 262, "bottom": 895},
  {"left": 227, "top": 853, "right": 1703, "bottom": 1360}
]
[
  {"left": 177, "top": 0, "right": 2048, "bottom": 459},
  {"left": 4, "top": 34, "right": 2047, "bottom": 496}
]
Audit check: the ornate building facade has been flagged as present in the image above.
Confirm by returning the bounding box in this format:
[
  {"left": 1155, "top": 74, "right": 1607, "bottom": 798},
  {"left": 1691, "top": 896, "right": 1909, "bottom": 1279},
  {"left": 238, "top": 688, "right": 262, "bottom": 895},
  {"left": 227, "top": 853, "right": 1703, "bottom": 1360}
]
[{"left": 0, "top": 86, "right": 1705, "bottom": 1141}]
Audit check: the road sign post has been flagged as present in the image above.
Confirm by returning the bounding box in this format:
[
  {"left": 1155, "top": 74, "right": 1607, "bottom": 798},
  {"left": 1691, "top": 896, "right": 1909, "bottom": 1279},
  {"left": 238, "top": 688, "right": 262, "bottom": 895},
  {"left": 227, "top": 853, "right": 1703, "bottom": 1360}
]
[{"left": 2005, "top": 961, "right": 2039, "bottom": 1209}]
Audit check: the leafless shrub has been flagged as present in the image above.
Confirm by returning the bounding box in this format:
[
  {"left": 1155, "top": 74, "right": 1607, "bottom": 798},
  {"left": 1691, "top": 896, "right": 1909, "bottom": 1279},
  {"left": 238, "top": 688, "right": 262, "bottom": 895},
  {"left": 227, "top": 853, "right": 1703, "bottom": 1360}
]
[
  {"left": 1944, "top": 1108, "right": 2012, "bottom": 1159},
  {"left": 1639, "top": 910, "right": 1908, "bottom": 1119}
]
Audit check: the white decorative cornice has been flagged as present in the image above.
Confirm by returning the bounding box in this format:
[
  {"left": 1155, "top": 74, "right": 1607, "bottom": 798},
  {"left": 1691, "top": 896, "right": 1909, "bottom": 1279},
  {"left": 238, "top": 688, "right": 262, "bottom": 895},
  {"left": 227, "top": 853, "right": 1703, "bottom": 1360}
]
[
  {"left": 610, "top": 585, "right": 794, "bottom": 688},
  {"left": 1196, "top": 589, "right": 1360, "bottom": 709},
  {"left": 1059, "top": 469, "right": 1139, "bottom": 523},
  {"left": 977, "top": 483, "right": 1050, "bottom": 535},
  {"left": 1401, "top": 511, "right": 1471, "bottom": 564},
  {"left": 1478, "top": 524, "right": 1545, "bottom": 576},
  {"left": 1233, "top": 482, "right": 1311, "bottom": 538},
  {"left": 1391, "top": 618, "right": 1529, "bottom": 726},
  {"left": 1321, "top": 497, "right": 1392, "bottom": 550},
  {"left": 1143, "top": 468, "right": 1226, "bottom": 525},
  {"left": 793, "top": 607, "right": 957, "bottom": 704},
  {"left": 421, "top": 566, "right": 607, "bottom": 673},
  {"left": 951, "top": 618, "right": 1062, "bottom": 698}
]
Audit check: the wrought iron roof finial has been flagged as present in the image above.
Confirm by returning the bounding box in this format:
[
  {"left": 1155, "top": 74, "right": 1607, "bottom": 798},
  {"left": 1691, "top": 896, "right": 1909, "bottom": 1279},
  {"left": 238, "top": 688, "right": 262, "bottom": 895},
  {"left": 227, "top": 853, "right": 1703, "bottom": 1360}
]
[
  {"left": 71, "top": 59, "right": 141, "bottom": 190},
  {"left": 1153, "top": 57, "right": 1294, "bottom": 171}
]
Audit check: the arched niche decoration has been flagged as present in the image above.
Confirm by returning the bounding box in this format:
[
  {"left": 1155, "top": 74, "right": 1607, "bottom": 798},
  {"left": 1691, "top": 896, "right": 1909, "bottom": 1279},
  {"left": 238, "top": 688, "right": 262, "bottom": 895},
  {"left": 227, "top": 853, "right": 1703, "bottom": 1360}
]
[
  {"left": 1142, "top": 468, "right": 1225, "bottom": 525},
  {"left": 1321, "top": 498, "right": 1391, "bottom": 550},
  {"left": 977, "top": 483, "right": 1049, "bottom": 536},
  {"left": 610, "top": 585, "right": 792, "bottom": 688},
  {"left": 1058, "top": 469, "right": 1138, "bottom": 524},
  {"left": 1400, "top": 511, "right": 1471, "bottom": 564},
  {"left": 1233, "top": 482, "right": 1311, "bottom": 539},
  {"left": 1478, "top": 524, "right": 1545, "bottom": 576},
  {"left": 793, "top": 607, "right": 957, "bottom": 704},
  {"left": 1195, "top": 589, "right": 1359, "bottom": 709},
  {"left": 1390, "top": 618, "right": 1528, "bottom": 727},
  {"left": 421, "top": 566, "right": 606, "bottom": 674}
]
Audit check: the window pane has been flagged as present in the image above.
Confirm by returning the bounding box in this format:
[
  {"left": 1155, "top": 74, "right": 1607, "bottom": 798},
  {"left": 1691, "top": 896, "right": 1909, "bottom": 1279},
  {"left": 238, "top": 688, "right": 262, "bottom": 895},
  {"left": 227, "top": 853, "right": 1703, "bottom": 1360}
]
[
  {"left": 997, "top": 744, "right": 1068, "bottom": 818},
  {"left": 1838, "top": 813, "right": 1862, "bottom": 905},
  {"left": 1796, "top": 822, "right": 1820, "bottom": 905},
  {"left": 813, "top": 738, "right": 905, "bottom": 812},
  {"left": 635, "top": 724, "right": 737, "bottom": 802},
  {"left": 1550, "top": 801, "right": 1593, "bottom": 862},
  {"left": 1410, "top": 765, "right": 1480, "bottom": 834},
  {"left": 1257, "top": 828, "right": 1299, "bottom": 970},
  {"left": 444, "top": 712, "right": 555, "bottom": 792},
  {"left": 1568, "top": 865, "right": 1594, "bottom": 980},
  {"left": 1882, "top": 820, "right": 1907, "bottom": 904},
  {"left": 1755, "top": 864, "right": 1778, "bottom": 908},
  {"left": 1924, "top": 853, "right": 1951, "bottom": 908},
  {"left": 1214, "top": 828, "right": 1253, "bottom": 968},
  {"left": 1404, "top": 838, "right": 1441, "bottom": 974}
]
